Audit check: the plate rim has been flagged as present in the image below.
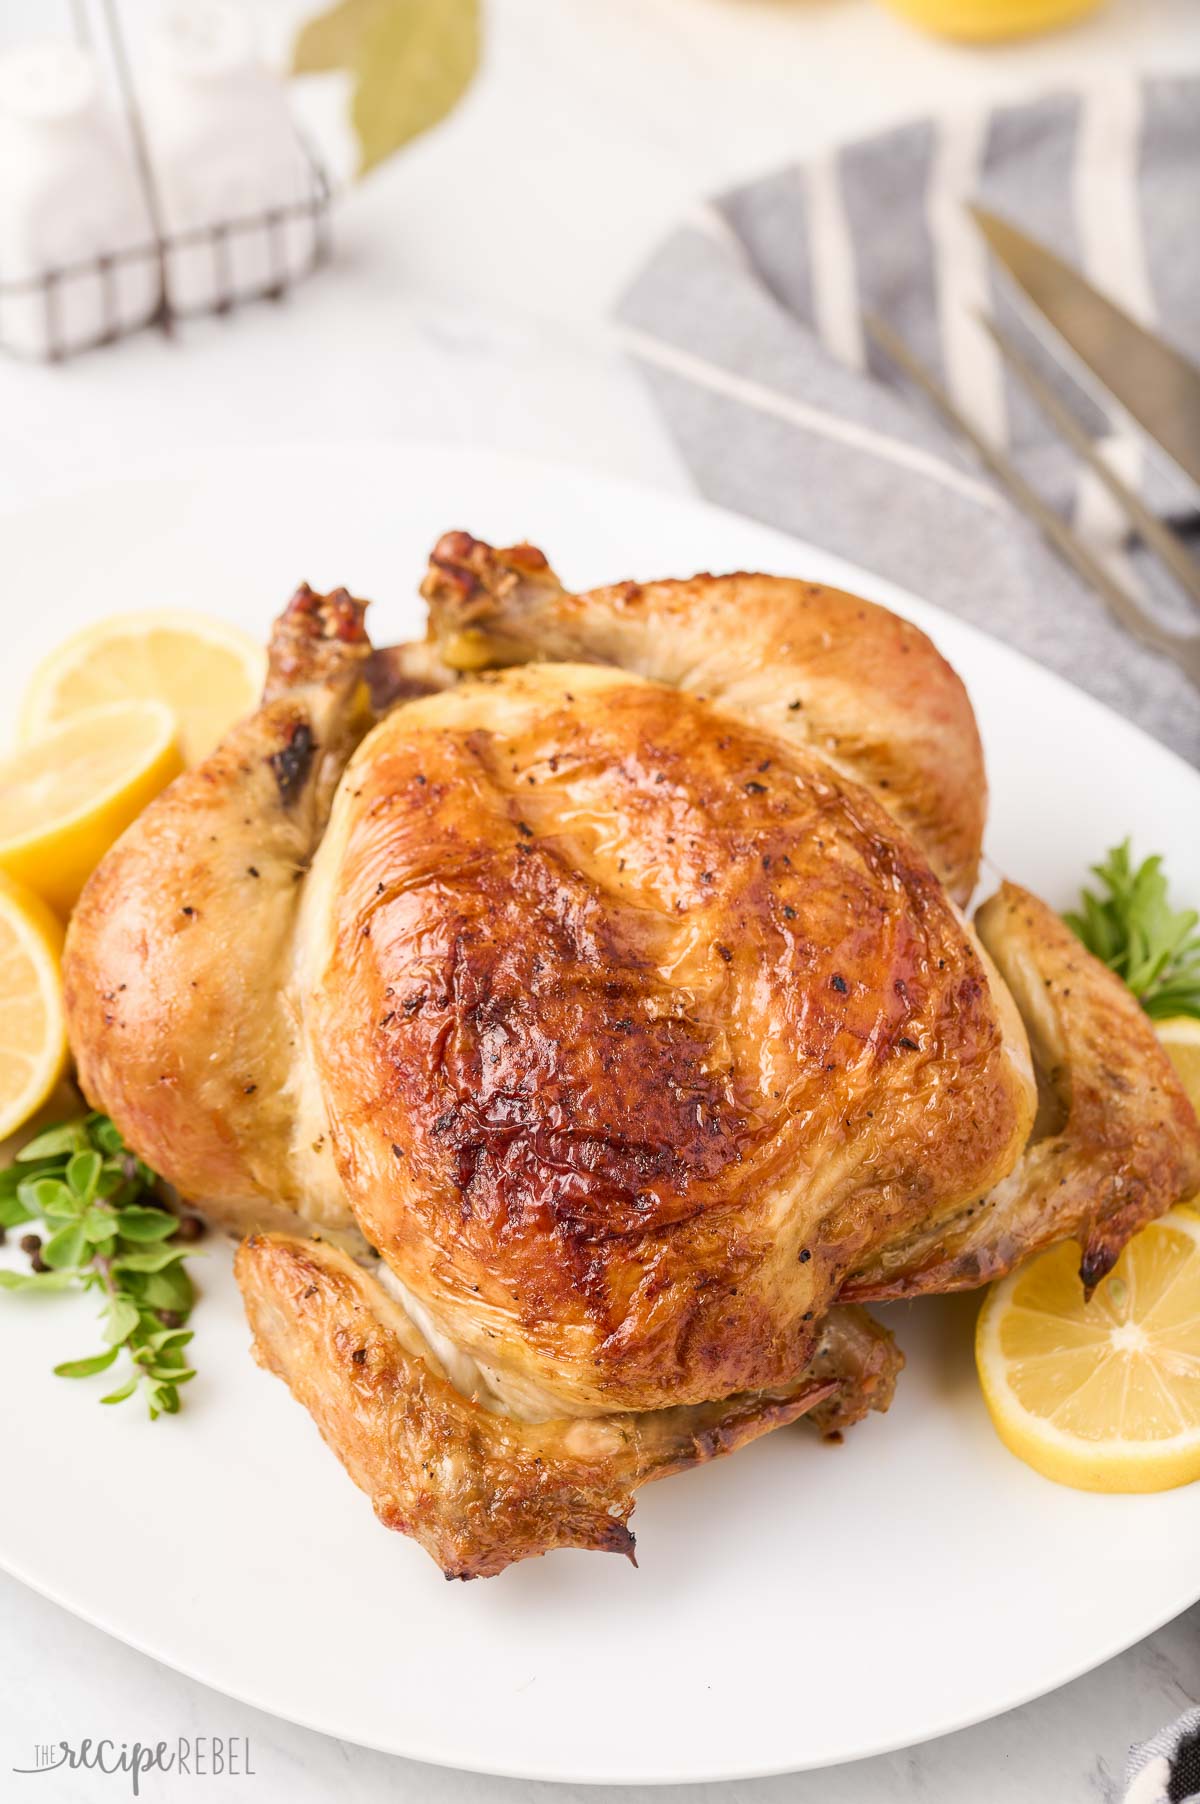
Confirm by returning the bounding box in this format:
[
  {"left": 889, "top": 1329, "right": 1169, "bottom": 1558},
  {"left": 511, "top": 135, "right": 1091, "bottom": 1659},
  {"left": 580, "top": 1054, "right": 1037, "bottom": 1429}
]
[{"left": 1, "top": 1534, "right": 1196, "bottom": 1788}]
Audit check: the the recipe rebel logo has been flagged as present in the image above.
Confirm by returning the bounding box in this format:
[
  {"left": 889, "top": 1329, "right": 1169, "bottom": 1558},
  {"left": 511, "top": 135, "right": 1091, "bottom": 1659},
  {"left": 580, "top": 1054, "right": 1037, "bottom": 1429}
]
[{"left": 13, "top": 1736, "right": 256, "bottom": 1793}]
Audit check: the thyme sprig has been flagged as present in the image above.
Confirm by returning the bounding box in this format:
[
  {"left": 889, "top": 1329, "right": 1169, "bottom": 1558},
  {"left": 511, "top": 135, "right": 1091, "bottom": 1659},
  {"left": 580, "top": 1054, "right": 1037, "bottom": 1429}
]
[{"left": 0, "top": 1113, "right": 200, "bottom": 1417}]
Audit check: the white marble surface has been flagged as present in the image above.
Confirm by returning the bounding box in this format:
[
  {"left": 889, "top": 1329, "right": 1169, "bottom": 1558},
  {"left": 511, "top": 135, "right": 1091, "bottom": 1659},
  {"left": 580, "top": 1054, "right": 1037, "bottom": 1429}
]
[{"left": 1, "top": 0, "right": 1199, "bottom": 1798}]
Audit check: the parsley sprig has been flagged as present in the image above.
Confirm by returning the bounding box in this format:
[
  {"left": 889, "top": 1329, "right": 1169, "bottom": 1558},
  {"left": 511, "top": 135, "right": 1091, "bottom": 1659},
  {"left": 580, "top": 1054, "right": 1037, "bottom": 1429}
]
[
  {"left": 1065, "top": 840, "right": 1200, "bottom": 1021},
  {"left": 0, "top": 1113, "right": 200, "bottom": 1417}
]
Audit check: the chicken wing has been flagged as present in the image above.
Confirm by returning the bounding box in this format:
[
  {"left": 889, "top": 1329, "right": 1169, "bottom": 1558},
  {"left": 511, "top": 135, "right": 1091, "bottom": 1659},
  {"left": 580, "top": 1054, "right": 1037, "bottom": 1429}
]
[{"left": 844, "top": 882, "right": 1200, "bottom": 1299}]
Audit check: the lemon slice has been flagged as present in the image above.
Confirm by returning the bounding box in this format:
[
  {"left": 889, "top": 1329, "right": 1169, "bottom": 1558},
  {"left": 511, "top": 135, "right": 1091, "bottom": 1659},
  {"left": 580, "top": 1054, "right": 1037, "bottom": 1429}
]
[
  {"left": 1157, "top": 1017, "right": 1200, "bottom": 1217},
  {"left": 976, "top": 1212, "right": 1200, "bottom": 1492},
  {"left": 0, "top": 870, "right": 67, "bottom": 1140},
  {"left": 0, "top": 701, "right": 182, "bottom": 917},
  {"left": 1157, "top": 1016, "right": 1200, "bottom": 1115},
  {"left": 20, "top": 610, "right": 266, "bottom": 766}
]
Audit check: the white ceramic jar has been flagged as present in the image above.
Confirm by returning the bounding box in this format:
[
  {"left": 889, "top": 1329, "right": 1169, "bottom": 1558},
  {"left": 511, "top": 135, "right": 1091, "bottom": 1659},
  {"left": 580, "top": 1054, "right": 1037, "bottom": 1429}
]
[
  {"left": 140, "top": 2, "right": 318, "bottom": 314},
  {"left": 0, "top": 41, "right": 158, "bottom": 358}
]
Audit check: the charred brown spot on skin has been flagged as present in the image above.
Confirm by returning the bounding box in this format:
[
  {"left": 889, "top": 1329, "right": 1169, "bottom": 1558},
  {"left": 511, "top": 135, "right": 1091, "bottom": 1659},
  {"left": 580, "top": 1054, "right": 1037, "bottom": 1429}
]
[{"left": 270, "top": 720, "right": 316, "bottom": 806}]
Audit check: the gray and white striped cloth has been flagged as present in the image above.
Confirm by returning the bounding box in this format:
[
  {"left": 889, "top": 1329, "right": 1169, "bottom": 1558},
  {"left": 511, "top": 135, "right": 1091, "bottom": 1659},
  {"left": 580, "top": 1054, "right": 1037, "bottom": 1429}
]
[
  {"left": 1125, "top": 1703, "right": 1200, "bottom": 1802},
  {"left": 616, "top": 76, "right": 1200, "bottom": 764}
]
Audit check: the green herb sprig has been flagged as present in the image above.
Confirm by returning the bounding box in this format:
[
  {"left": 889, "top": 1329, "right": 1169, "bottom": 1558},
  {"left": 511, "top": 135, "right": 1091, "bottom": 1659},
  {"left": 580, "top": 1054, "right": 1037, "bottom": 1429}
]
[
  {"left": 1065, "top": 840, "right": 1200, "bottom": 1020},
  {"left": 0, "top": 1113, "right": 200, "bottom": 1417}
]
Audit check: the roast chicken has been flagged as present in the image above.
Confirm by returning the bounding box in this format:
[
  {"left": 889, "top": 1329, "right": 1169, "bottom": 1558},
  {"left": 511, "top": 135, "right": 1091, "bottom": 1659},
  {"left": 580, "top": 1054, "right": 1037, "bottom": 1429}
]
[{"left": 62, "top": 539, "right": 1200, "bottom": 1578}]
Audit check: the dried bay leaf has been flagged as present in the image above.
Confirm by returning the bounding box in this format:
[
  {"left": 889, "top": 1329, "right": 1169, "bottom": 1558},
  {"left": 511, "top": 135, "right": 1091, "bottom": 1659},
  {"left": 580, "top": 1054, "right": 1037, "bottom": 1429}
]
[
  {"left": 292, "top": 0, "right": 387, "bottom": 76},
  {"left": 292, "top": 0, "right": 480, "bottom": 176}
]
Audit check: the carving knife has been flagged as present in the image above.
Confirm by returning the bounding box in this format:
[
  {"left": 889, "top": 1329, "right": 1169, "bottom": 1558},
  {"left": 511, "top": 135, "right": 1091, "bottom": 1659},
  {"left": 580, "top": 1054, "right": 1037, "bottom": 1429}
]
[{"left": 969, "top": 204, "right": 1200, "bottom": 493}]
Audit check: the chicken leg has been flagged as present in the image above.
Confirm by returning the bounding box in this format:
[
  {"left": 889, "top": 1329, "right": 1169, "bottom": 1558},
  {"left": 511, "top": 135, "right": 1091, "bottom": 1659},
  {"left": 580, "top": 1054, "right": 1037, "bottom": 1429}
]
[{"left": 237, "top": 1232, "right": 900, "bottom": 1578}]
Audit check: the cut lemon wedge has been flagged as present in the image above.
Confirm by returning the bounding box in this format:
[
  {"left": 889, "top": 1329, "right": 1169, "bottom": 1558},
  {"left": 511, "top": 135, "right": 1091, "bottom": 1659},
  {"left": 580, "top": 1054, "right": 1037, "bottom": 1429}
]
[
  {"left": 19, "top": 609, "right": 265, "bottom": 767},
  {"left": 976, "top": 1212, "right": 1200, "bottom": 1492},
  {"left": 0, "top": 701, "right": 182, "bottom": 917},
  {"left": 0, "top": 870, "right": 67, "bottom": 1140}
]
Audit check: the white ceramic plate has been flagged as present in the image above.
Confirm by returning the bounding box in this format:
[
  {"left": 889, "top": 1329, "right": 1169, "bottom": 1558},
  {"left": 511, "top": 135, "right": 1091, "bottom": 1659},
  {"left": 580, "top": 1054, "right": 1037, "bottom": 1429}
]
[{"left": 2, "top": 446, "right": 1198, "bottom": 1787}]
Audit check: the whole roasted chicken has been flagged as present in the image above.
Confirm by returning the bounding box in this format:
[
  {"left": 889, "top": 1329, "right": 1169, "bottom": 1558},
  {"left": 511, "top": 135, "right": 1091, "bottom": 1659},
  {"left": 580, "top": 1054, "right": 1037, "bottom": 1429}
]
[{"left": 63, "top": 537, "right": 1200, "bottom": 1577}]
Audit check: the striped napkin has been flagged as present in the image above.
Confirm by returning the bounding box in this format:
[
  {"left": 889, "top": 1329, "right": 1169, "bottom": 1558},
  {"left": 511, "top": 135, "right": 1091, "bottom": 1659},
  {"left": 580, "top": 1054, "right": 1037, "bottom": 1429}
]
[
  {"left": 616, "top": 77, "right": 1200, "bottom": 765},
  {"left": 1125, "top": 1704, "right": 1200, "bottom": 1803}
]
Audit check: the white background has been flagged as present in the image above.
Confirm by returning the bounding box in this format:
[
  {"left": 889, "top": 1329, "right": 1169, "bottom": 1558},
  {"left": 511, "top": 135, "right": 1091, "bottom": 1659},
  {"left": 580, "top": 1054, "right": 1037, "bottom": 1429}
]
[{"left": 1, "top": 1, "right": 1198, "bottom": 1800}]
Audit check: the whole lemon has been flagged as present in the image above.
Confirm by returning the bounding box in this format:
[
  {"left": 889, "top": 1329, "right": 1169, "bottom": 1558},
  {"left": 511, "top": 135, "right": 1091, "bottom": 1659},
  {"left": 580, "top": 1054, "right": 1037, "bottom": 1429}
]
[{"left": 875, "top": 0, "right": 1104, "bottom": 40}]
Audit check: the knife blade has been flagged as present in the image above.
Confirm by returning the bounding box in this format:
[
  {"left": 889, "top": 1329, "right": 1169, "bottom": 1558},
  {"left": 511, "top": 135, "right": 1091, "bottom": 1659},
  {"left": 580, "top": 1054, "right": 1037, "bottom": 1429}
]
[{"left": 969, "top": 204, "right": 1200, "bottom": 493}]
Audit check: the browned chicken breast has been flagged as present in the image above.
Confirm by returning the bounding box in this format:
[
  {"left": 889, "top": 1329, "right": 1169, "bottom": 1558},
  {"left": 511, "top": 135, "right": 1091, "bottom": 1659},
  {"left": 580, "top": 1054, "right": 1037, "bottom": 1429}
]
[{"left": 62, "top": 546, "right": 1200, "bottom": 1578}]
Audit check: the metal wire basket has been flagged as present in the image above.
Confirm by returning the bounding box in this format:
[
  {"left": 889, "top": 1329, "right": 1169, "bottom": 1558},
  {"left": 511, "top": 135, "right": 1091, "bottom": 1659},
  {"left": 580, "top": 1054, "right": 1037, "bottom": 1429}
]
[{"left": 0, "top": 0, "right": 333, "bottom": 362}]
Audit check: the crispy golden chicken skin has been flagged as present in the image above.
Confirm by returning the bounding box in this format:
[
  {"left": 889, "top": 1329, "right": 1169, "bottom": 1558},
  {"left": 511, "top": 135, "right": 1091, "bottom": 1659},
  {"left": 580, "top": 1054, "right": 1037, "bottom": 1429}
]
[
  {"left": 300, "top": 658, "right": 1032, "bottom": 1415},
  {"left": 61, "top": 549, "right": 1200, "bottom": 1577},
  {"left": 421, "top": 533, "right": 987, "bottom": 904}
]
